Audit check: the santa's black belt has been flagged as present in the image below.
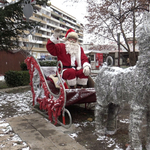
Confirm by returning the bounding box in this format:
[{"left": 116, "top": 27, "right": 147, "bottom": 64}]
[{"left": 63, "top": 66, "right": 76, "bottom": 69}]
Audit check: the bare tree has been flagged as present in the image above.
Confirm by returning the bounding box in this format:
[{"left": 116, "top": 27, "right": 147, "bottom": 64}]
[
  {"left": 86, "top": 0, "right": 149, "bottom": 65},
  {"left": 64, "top": 0, "right": 149, "bottom": 65}
]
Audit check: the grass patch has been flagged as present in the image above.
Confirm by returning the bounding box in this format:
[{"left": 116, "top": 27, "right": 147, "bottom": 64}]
[
  {"left": 0, "top": 81, "right": 9, "bottom": 89},
  {"left": 6, "top": 86, "right": 31, "bottom": 93},
  {"left": 0, "top": 80, "right": 31, "bottom": 93}
]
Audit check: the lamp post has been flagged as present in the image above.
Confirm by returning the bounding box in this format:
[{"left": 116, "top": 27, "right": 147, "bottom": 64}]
[{"left": 117, "top": 33, "right": 120, "bottom": 67}]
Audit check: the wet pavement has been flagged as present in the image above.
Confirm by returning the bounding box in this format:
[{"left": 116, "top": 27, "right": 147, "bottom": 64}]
[
  {"left": 0, "top": 76, "right": 132, "bottom": 150},
  {"left": 6, "top": 113, "right": 86, "bottom": 150},
  {"left": 0, "top": 85, "right": 87, "bottom": 150},
  {"left": 0, "top": 87, "right": 32, "bottom": 149}
]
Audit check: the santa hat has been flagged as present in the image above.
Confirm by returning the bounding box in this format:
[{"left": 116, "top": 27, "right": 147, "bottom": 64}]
[{"left": 63, "top": 28, "right": 78, "bottom": 40}]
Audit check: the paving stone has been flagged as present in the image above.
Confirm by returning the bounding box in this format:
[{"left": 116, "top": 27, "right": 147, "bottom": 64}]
[{"left": 6, "top": 113, "right": 87, "bottom": 150}]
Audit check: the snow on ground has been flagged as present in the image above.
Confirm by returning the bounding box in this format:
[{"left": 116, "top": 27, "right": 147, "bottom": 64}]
[
  {"left": 0, "top": 119, "right": 30, "bottom": 149},
  {"left": 0, "top": 90, "right": 33, "bottom": 149},
  {"left": 0, "top": 77, "right": 129, "bottom": 150},
  {"left": 0, "top": 91, "right": 33, "bottom": 119},
  {"left": 97, "top": 135, "right": 124, "bottom": 150},
  {"left": 0, "top": 76, "right": 4, "bottom": 81},
  {"left": 69, "top": 121, "right": 126, "bottom": 149}
]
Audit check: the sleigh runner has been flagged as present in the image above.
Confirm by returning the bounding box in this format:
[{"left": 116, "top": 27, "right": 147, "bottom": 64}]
[{"left": 25, "top": 55, "right": 96, "bottom": 128}]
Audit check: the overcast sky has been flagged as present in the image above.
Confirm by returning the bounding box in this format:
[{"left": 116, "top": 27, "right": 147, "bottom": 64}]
[
  {"left": 49, "top": 0, "right": 91, "bottom": 44},
  {"left": 50, "top": 0, "right": 87, "bottom": 24}
]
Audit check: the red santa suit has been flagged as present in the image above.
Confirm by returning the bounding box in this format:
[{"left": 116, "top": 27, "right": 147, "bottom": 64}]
[{"left": 46, "top": 29, "right": 91, "bottom": 87}]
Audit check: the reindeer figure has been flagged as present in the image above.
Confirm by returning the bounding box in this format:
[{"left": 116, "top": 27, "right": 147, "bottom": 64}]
[
  {"left": 95, "top": 61, "right": 135, "bottom": 134},
  {"left": 95, "top": 16, "right": 150, "bottom": 149}
]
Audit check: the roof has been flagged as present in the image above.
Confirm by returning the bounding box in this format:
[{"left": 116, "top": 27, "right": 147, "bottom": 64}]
[
  {"left": 84, "top": 49, "right": 139, "bottom": 55},
  {"left": 84, "top": 50, "right": 110, "bottom": 55}
]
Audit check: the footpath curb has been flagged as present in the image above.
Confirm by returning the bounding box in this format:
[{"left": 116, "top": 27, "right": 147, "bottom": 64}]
[{"left": 0, "top": 85, "right": 30, "bottom": 93}]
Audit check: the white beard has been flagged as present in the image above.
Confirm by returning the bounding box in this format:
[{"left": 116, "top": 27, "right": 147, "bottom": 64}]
[
  {"left": 65, "top": 40, "right": 81, "bottom": 69},
  {"left": 65, "top": 41, "right": 80, "bottom": 57}
]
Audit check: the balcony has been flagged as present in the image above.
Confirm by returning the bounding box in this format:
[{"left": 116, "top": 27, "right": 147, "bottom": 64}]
[
  {"left": 31, "top": 47, "right": 47, "bottom": 53},
  {"left": 51, "top": 11, "right": 62, "bottom": 18},
  {"left": 63, "top": 17, "right": 77, "bottom": 26}
]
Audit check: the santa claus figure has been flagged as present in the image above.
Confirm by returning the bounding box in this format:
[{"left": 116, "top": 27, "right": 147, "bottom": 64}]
[{"left": 46, "top": 28, "right": 91, "bottom": 88}]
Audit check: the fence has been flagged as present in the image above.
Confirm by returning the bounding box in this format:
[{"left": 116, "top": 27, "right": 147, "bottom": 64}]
[{"left": 0, "top": 50, "right": 27, "bottom": 75}]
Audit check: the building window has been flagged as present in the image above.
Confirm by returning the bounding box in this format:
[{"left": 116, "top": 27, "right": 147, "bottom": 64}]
[{"left": 89, "top": 54, "right": 94, "bottom": 61}]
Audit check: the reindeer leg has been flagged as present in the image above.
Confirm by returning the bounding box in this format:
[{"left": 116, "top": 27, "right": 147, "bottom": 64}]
[
  {"left": 146, "top": 109, "right": 150, "bottom": 150},
  {"left": 95, "top": 104, "right": 107, "bottom": 136},
  {"left": 129, "top": 104, "right": 144, "bottom": 150},
  {"left": 106, "top": 103, "right": 119, "bottom": 135}
]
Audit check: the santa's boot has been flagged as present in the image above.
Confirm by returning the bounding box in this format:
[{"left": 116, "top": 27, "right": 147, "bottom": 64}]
[
  {"left": 76, "top": 84, "right": 83, "bottom": 88},
  {"left": 70, "top": 86, "right": 75, "bottom": 89}
]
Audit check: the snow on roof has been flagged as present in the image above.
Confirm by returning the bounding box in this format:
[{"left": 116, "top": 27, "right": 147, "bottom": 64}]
[
  {"left": 84, "top": 50, "right": 110, "bottom": 54},
  {"left": 84, "top": 49, "right": 139, "bottom": 55}
]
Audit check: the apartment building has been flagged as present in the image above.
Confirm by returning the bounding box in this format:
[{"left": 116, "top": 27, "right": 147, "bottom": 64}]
[
  {"left": 0, "top": 1, "right": 84, "bottom": 59},
  {"left": 21, "top": 3, "right": 84, "bottom": 59}
]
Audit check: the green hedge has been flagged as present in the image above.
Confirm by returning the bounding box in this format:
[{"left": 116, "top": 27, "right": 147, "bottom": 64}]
[
  {"left": 4, "top": 70, "right": 30, "bottom": 87},
  {"left": 20, "top": 60, "right": 57, "bottom": 71},
  {"left": 20, "top": 62, "right": 28, "bottom": 71},
  {"left": 39, "top": 60, "right": 57, "bottom": 66}
]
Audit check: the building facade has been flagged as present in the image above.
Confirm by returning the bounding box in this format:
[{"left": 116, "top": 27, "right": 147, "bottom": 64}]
[{"left": 21, "top": 3, "right": 84, "bottom": 59}]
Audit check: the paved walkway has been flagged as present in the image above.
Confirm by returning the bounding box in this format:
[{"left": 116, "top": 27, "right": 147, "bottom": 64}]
[
  {"left": 0, "top": 81, "right": 90, "bottom": 150},
  {"left": 6, "top": 113, "right": 87, "bottom": 150}
]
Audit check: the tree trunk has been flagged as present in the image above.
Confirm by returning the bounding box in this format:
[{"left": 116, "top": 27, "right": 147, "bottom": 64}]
[
  {"left": 129, "top": 52, "right": 137, "bottom": 66},
  {"left": 132, "top": 0, "right": 136, "bottom": 66}
]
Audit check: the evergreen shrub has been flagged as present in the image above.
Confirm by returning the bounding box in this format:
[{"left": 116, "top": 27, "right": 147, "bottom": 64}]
[
  {"left": 39, "top": 60, "right": 57, "bottom": 66},
  {"left": 20, "top": 62, "right": 28, "bottom": 70},
  {"left": 4, "top": 70, "right": 30, "bottom": 87}
]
